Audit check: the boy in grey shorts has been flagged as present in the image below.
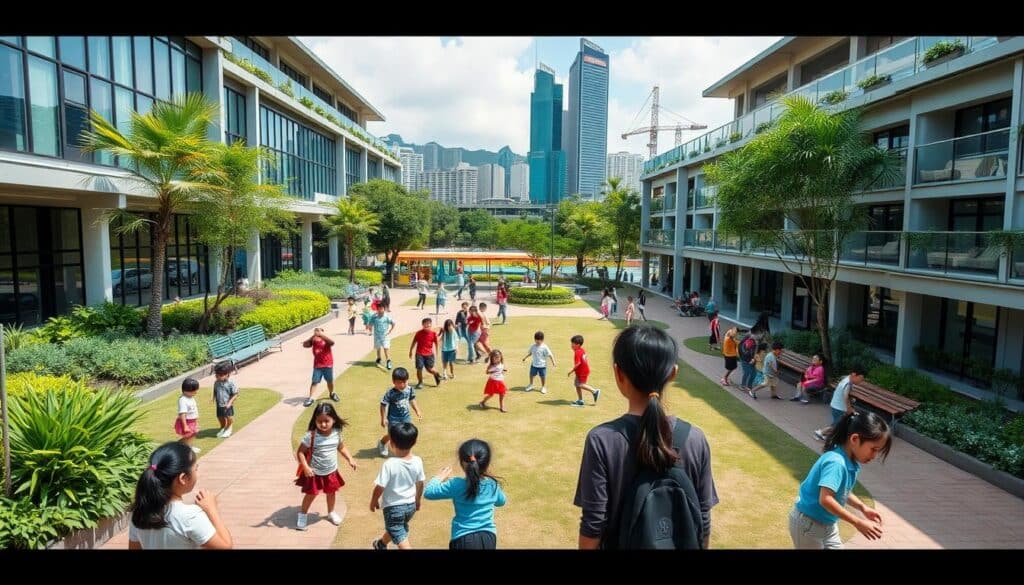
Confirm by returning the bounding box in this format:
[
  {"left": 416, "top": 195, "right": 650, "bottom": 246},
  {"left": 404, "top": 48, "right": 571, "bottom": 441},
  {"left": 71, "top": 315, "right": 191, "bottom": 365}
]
[
  {"left": 213, "top": 361, "right": 239, "bottom": 438},
  {"left": 370, "top": 422, "right": 425, "bottom": 549}
]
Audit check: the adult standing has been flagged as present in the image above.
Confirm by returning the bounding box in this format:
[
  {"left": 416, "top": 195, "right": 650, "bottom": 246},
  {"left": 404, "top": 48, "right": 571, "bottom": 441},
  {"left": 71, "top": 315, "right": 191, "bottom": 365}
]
[{"left": 720, "top": 326, "right": 739, "bottom": 388}]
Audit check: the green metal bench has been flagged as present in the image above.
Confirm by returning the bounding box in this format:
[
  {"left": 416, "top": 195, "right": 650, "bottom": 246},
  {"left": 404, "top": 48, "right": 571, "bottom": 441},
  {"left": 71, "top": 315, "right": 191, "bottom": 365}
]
[{"left": 208, "top": 325, "right": 281, "bottom": 370}]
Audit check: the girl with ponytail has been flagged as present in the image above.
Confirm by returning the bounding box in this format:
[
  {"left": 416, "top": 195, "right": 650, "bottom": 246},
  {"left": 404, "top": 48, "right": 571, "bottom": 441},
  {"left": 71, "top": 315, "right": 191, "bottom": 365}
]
[
  {"left": 573, "top": 325, "right": 719, "bottom": 549},
  {"left": 423, "top": 438, "right": 507, "bottom": 549}
]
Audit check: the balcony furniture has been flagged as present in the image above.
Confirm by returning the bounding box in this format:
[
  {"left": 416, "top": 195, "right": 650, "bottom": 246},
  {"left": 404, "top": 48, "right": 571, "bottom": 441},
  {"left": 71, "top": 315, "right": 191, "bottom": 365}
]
[
  {"left": 867, "top": 240, "right": 900, "bottom": 263},
  {"left": 919, "top": 160, "right": 961, "bottom": 182},
  {"left": 927, "top": 246, "right": 1000, "bottom": 272}
]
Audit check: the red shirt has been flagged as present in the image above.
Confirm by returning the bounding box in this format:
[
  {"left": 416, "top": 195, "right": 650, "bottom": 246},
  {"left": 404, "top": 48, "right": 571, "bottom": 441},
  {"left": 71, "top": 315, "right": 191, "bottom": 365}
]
[
  {"left": 467, "top": 314, "right": 482, "bottom": 332},
  {"left": 573, "top": 347, "right": 590, "bottom": 377},
  {"left": 413, "top": 329, "right": 438, "bottom": 356},
  {"left": 312, "top": 337, "right": 333, "bottom": 368}
]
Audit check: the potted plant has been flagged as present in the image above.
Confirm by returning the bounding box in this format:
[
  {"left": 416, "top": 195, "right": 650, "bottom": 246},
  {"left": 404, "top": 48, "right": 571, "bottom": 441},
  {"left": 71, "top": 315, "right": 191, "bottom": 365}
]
[
  {"left": 278, "top": 80, "right": 294, "bottom": 97},
  {"left": 754, "top": 121, "right": 772, "bottom": 134},
  {"left": 703, "top": 145, "right": 712, "bottom": 153},
  {"left": 688, "top": 150, "right": 700, "bottom": 158},
  {"left": 728, "top": 131, "right": 743, "bottom": 143},
  {"left": 923, "top": 40, "right": 966, "bottom": 67},
  {"left": 715, "top": 139, "right": 727, "bottom": 148},
  {"left": 857, "top": 73, "right": 892, "bottom": 91},
  {"left": 820, "top": 89, "right": 849, "bottom": 105}
]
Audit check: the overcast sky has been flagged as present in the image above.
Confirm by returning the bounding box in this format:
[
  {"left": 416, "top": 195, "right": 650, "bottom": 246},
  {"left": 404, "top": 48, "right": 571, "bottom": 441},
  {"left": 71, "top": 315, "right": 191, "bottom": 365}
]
[{"left": 301, "top": 36, "right": 781, "bottom": 158}]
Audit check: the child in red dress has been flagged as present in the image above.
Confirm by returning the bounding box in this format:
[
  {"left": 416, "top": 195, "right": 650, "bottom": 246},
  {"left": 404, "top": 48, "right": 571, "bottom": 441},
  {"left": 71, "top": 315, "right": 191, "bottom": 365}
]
[{"left": 479, "top": 349, "right": 509, "bottom": 413}]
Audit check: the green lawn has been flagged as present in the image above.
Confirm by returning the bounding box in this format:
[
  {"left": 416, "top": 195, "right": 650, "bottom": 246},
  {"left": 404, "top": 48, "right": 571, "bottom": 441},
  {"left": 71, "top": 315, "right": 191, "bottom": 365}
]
[
  {"left": 402, "top": 294, "right": 591, "bottom": 309},
  {"left": 135, "top": 387, "right": 281, "bottom": 454},
  {"left": 684, "top": 335, "right": 722, "bottom": 357},
  {"left": 301, "top": 316, "right": 868, "bottom": 549}
]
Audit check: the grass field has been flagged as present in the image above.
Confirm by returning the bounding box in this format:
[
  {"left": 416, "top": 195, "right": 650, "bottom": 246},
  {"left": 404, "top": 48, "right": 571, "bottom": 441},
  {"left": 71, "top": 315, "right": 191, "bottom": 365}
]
[{"left": 684, "top": 335, "right": 723, "bottom": 357}]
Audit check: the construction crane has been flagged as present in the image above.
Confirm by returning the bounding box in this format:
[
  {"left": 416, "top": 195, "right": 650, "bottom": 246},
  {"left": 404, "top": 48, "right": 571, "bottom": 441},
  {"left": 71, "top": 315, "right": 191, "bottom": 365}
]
[{"left": 621, "top": 86, "right": 707, "bottom": 159}]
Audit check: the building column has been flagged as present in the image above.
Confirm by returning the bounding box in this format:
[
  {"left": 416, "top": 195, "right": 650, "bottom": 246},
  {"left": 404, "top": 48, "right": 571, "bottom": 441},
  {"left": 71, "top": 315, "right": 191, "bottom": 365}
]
[
  {"left": 736, "top": 266, "right": 751, "bottom": 322},
  {"left": 689, "top": 259, "right": 701, "bottom": 293},
  {"left": 81, "top": 207, "right": 113, "bottom": 304},
  {"left": 301, "top": 216, "right": 314, "bottom": 273},
  {"left": 641, "top": 251, "right": 650, "bottom": 288},
  {"left": 245, "top": 86, "right": 260, "bottom": 150},
  {"left": 711, "top": 262, "right": 724, "bottom": 307},
  {"left": 360, "top": 147, "right": 369, "bottom": 185},
  {"left": 828, "top": 281, "right": 850, "bottom": 329},
  {"left": 672, "top": 255, "right": 685, "bottom": 299},
  {"left": 894, "top": 292, "right": 923, "bottom": 368},
  {"left": 247, "top": 229, "right": 262, "bottom": 286},
  {"left": 780, "top": 273, "right": 795, "bottom": 330},
  {"left": 202, "top": 48, "right": 225, "bottom": 144},
  {"left": 328, "top": 235, "right": 340, "bottom": 270},
  {"left": 209, "top": 246, "right": 223, "bottom": 293}
]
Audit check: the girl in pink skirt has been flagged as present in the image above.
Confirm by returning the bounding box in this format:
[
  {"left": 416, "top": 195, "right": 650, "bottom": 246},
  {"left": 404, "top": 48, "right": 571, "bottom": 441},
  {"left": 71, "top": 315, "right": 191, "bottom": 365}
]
[{"left": 479, "top": 349, "right": 509, "bottom": 413}]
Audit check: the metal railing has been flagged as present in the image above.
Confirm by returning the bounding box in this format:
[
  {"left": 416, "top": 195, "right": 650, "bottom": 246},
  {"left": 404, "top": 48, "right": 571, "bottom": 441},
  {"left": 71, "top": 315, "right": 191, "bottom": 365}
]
[
  {"left": 914, "top": 128, "right": 1010, "bottom": 184},
  {"left": 695, "top": 185, "right": 717, "bottom": 209},
  {"left": 905, "top": 231, "right": 1001, "bottom": 277},
  {"left": 642, "top": 228, "right": 675, "bottom": 248},
  {"left": 839, "top": 231, "right": 901, "bottom": 266}
]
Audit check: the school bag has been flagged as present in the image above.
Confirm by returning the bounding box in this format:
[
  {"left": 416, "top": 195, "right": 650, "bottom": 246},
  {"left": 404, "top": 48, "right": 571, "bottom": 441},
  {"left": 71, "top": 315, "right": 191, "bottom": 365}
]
[
  {"left": 615, "top": 419, "right": 704, "bottom": 549},
  {"left": 738, "top": 334, "right": 757, "bottom": 361}
]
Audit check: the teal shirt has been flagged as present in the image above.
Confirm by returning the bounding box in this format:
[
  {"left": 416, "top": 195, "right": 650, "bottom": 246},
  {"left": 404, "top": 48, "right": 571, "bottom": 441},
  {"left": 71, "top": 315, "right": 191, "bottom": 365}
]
[
  {"left": 795, "top": 447, "right": 861, "bottom": 525},
  {"left": 441, "top": 330, "right": 458, "bottom": 352},
  {"left": 424, "top": 476, "right": 507, "bottom": 540}
]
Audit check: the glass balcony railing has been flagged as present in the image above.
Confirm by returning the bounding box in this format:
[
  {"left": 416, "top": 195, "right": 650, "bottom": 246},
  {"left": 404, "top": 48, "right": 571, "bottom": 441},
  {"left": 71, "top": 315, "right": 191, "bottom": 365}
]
[
  {"left": 695, "top": 185, "right": 717, "bottom": 209},
  {"left": 839, "top": 231, "right": 901, "bottom": 266},
  {"left": 913, "top": 128, "right": 1010, "bottom": 184},
  {"left": 867, "top": 148, "right": 907, "bottom": 190},
  {"left": 665, "top": 192, "right": 676, "bottom": 212},
  {"left": 643, "top": 36, "right": 1004, "bottom": 175},
  {"left": 905, "top": 231, "right": 1000, "bottom": 277},
  {"left": 1012, "top": 243, "right": 1024, "bottom": 280},
  {"left": 687, "top": 188, "right": 695, "bottom": 210},
  {"left": 650, "top": 197, "right": 664, "bottom": 213},
  {"left": 642, "top": 228, "right": 675, "bottom": 248}
]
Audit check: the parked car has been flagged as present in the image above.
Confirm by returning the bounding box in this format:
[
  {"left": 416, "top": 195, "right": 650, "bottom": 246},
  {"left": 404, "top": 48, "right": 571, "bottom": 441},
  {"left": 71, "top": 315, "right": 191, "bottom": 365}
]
[
  {"left": 166, "top": 258, "right": 201, "bottom": 285},
  {"left": 112, "top": 267, "right": 152, "bottom": 295}
]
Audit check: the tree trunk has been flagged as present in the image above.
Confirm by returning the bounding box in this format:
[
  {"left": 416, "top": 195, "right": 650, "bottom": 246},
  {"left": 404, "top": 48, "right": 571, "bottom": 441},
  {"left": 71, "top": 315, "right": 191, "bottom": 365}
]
[
  {"left": 387, "top": 250, "right": 398, "bottom": 288},
  {"left": 346, "top": 234, "right": 356, "bottom": 284},
  {"left": 197, "top": 246, "right": 233, "bottom": 334},
  {"left": 144, "top": 213, "right": 172, "bottom": 338},
  {"left": 814, "top": 284, "right": 833, "bottom": 367},
  {"left": 576, "top": 255, "right": 585, "bottom": 277}
]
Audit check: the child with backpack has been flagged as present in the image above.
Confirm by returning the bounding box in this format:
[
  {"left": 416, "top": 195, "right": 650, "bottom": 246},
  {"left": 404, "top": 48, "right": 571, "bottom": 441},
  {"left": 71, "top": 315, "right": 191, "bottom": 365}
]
[
  {"left": 423, "top": 438, "right": 507, "bottom": 549},
  {"left": 738, "top": 331, "right": 758, "bottom": 391},
  {"left": 574, "top": 325, "right": 719, "bottom": 549}
]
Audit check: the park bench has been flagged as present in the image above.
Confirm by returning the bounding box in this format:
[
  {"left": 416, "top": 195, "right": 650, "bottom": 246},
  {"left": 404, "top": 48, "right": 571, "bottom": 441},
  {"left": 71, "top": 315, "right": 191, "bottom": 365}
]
[
  {"left": 850, "top": 380, "right": 920, "bottom": 425},
  {"left": 207, "top": 325, "right": 282, "bottom": 370},
  {"left": 777, "top": 349, "right": 835, "bottom": 399}
]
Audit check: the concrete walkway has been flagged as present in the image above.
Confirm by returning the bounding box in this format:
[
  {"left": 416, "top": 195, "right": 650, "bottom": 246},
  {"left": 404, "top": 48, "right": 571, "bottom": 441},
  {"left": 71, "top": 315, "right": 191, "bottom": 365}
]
[{"left": 105, "top": 284, "right": 1024, "bottom": 548}]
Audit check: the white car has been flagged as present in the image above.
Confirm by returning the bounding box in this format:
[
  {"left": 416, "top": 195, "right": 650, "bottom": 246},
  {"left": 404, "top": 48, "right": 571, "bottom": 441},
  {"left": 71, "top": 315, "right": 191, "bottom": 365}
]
[
  {"left": 166, "top": 258, "right": 201, "bottom": 285},
  {"left": 112, "top": 267, "right": 152, "bottom": 295}
]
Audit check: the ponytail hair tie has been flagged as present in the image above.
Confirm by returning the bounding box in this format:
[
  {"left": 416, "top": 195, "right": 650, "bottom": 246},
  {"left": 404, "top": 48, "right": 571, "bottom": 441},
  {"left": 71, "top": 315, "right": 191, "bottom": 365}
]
[
  {"left": 468, "top": 455, "right": 476, "bottom": 462},
  {"left": 648, "top": 392, "right": 659, "bottom": 399},
  {"left": 148, "top": 464, "right": 157, "bottom": 471}
]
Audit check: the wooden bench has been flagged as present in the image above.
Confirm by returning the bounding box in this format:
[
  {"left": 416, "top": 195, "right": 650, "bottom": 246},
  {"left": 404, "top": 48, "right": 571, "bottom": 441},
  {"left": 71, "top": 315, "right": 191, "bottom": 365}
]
[
  {"left": 207, "top": 325, "right": 281, "bottom": 370},
  {"left": 850, "top": 380, "right": 920, "bottom": 425},
  {"left": 776, "top": 349, "right": 835, "bottom": 398}
]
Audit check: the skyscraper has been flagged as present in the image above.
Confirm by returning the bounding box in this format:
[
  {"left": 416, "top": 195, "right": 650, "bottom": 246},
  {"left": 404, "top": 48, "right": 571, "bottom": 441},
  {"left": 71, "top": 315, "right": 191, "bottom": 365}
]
[
  {"left": 606, "top": 151, "right": 644, "bottom": 194},
  {"left": 509, "top": 163, "right": 530, "bottom": 201},
  {"left": 528, "top": 64, "right": 567, "bottom": 204},
  {"left": 399, "top": 147, "right": 423, "bottom": 192},
  {"left": 566, "top": 38, "right": 610, "bottom": 199},
  {"left": 476, "top": 164, "right": 506, "bottom": 200}
]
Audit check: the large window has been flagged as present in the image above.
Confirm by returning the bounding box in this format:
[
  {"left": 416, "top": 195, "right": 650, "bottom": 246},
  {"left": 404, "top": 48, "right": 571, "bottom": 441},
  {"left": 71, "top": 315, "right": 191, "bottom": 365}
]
[
  {"left": 312, "top": 84, "right": 332, "bottom": 105},
  {"left": 0, "top": 36, "right": 202, "bottom": 165},
  {"left": 0, "top": 206, "right": 83, "bottom": 327},
  {"left": 853, "top": 286, "right": 900, "bottom": 351},
  {"left": 383, "top": 164, "right": 398, "bottom": 183},
  {"left": 337, "top": 101, "right": 358, "bottom": 124},
  {"left": 367, "top": 157, "right": 380, "bottom": 180},
  {"left": 312, "top": 222, "right": 330, "bottom": 269},
  {"left": 260, "top": 231, "right": 302, "bottom": 280},
  {"left": 874, "top": 125, "right": 909, "bottom": 151},
  {"left": 345, "top": 146, "right": 361, "bottom": 189},
  {"left": 109, "top": 214, "right": 210, "bottom": 307},
  {"left": 867, "top": 204, "right": 903, "bottom": 230},
  {"left": 956, "top": 97, "right": 1011, "bottom": 156},
  {"left": 224, "top": 86, "right": 246, "bottom": 145},
  {"left": 798, "top": 41, "right": 850, "bottom": 85},
  {"left": 278, "top": 59, "right": 307, "bottom": 88},
  {"left": 749, "top": 268, "right": 782, "bottom": 318},
  {"left": 864, "top": 36, "right": 909, "bottom": 57},
  {"left": 948, "top": 197, "right": 1003, "bottom": 232},
  {"left": 233, "top": 36, "right": 269, "bottom": 61},
  {"left": 753, "top": 74, "right": 787, "bottom": 108},
  {"left": 259, "top": 104, "right": 336, "bottom": 199},
  {"left": 939, "top": 300, "right": 999, "bottom": 381}
]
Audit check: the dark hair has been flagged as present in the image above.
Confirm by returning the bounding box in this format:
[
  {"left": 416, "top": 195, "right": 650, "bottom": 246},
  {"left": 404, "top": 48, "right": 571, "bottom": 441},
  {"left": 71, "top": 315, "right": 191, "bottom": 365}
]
[
  {"left": 571, "top": 334, "right": 584, "bottom": 346},
  {"left": 306, "top": 402, "right": 348, "bottom": 432},
  {"left": 181, "top": 378, "right": 199, "bottom": 393},
  {"left": 824, "top": 411, "right": 892, "bottom": 461},
  {"left": 534, "top": 331, "right": 544, "bottom": 341},
  {"left": 849, "top": 362, "right": 867, "bottom": 376},
  {"left": 392, "top": 367, "right": 410, "bottom": 382},
  {"left": 709, "top": 311, "right": 718, "bottom": 319},
  {"left": 131, "top": 442, "right": 196, "bottom": 529},
  {"left": 478, "top": 302, "right": 487, "bottom": 310},
  {"left": 458, "top": 438, "right": 503, "bottom": 500},
  {"left": 421, "top": 317, "right": 432, "bottom": 325},
  {"left": 442, "top": 318, "right": 456, "bottom": 332},
  {"left": 214, "top": 362, "right": 233, "bottom": 376},
  {"left": 389, "top": 421, "right": 418, "bottom": 450},
  {"left": 756, "top": 342, "right": 768, "bottom": 352},
  {"left": 347, "top": 296, "right": 355, "bottom": 301},
  {"left": 772, "top": 340, "right": 784, "bottom": 350},
  {"left": 612, "top": 325, "right": 679, "bottom": 473}
]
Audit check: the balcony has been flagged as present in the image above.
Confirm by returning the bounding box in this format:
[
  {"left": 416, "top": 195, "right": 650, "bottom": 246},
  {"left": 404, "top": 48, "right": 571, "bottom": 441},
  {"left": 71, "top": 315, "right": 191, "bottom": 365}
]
[
  {"left": 1013, "top": 243, "right": 1024, "bottom": 280},
  {"left": 695, "top": 185, "right": 717, "bottom": 209},
  {"left": 914, "top": 129, "right": 1010, "bottom": 184},
  {"left": 643, "top": 36, "right": 1003, "bottom": 176},
  {"left": 687, "top": 188, "right": 695, "bottom": 210},
  {"left": 642, "top": 228, "right": 675, "bottom": 248},
  {"left": 868, "top": 148, "right": 907, "bottom": 190},
  {"left": 905, "top": 231, "right": 1001, "bottom": 278},
  {"left": 839, "top": 231, "right": 901, "bottom": 266},
  {"left": 226, "top": 41, "right": 395, "bottom": 160}
]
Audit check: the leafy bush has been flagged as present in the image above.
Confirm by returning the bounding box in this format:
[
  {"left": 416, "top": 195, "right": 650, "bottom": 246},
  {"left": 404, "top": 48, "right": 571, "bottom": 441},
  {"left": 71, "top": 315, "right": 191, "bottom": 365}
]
[
  {"left": 314, "top": 268, "right": 383, "bottom": 286},
  {"left": 857, "top": 73, "right": 891, "bottom": 90},
  {"left": 161, "top": 296, "right": 254, "bottom": 334},
  {"left": 237, "top": 289, "right": 330, "bottom": 335},
  {"left": 866, "top": 364, "right": 960, "bottom": 406},
  {"left": 5, "top": 343, "right": 84, "bottom": 379},
  {"left": 904, "top": 402, "right": 1024, "bottom": 478},
  {"left": 820, "top": 89, "right": 848, "bottom": 105},
  {"left": 470, "top": 274, "right": 525, "bottom": 283},
  {"left": 266, "top": 269, "right": 350, "bottom": 299},
  {"left": 71, "top": 302, "right": 144, "bottom": 336},
  {"left": 1, "top": 323, "right": 47, "bottom": 353},
  {"left": 923, "top": 39, "right": 966, "bottom": 63},
  {"left": 773, "top": 328, "right": 881, "bottom": 375},
  {"left": 33, "top": 315, "right": 86, "bottom": 345},
  {"left": 508, "top": 286, "right": 575, "bottom": 305},
  {"left": 5, "top": 372, "right": 92, "bottom": 399}
]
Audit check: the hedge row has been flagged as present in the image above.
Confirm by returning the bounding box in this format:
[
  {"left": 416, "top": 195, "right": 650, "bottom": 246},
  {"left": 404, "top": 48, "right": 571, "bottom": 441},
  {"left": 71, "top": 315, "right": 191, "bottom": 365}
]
[
  {"left": 508, "top": 286, "right": 575, "bottom": 305},
  {"left": 237, "top": 289, "right": 330, "bottom": 335}
]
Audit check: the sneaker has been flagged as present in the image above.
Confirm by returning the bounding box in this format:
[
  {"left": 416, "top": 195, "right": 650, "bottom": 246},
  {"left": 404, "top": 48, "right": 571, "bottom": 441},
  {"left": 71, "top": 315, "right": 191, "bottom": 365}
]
[
  {"left": 748, "top": 390, "right": 757, "bottom": 400},
  {"left": 434, "top": 373, "right": 442, "bottom": 386},
  {"left": 303, "top": 398, "right": 315, "bottom": 407},
  {"left": 327, "top": 511, "right": 343, "bottom": 526},
  {"left": 540, "top": 386, "right": 548, "bottom": 394},
  {"left": 789, "top": 396, "right": 802, "bottom": 402},
  {"left": 571, "top": 399, "right": 585, "bottom": 407},
  {"left": 592, "top": 389, "right": 601, "bottom": 404},
  {"left": 376, "top": 357, "right": 382, "bottom": 366},
  {"left": 524, "top": 385, "right": 534, "bottom": 393},
  {"left": 221, "top": 427, "right": 232, "bottom": 438},
  {"left": 372, "top": 538, "right": 387, "bottom": 550},
  {"left": 800, "top": 398, "right": 810, "bottom": 404},
  {"left": 813, "top": 430, "right": 825, "bottom": 441},
  {"left": 415, "top": 382, "right": 424, "bottom": 390},
  {"left": 386, "top": 359, "right": 393, "bottom": 370},
  {"left": 296, "top": 512, "right": 308, "bottom": 531},
  {"left": 215, "top": 428, "right": 226, "bottom": 438},
  {"left": 330, "top": 392, "right": 341, "bottom": 402},
  {"left": 719, "top": 378, "right": 730, "bottom": 387},
  {"left": 191, "top": 446, "right": 201, "bottom": 454},
  {"left": 378, "top": 440, "right": 389, "bottom": 457},
  {"left": 771, "top": 395, "right": 782, "bottom": 400}
]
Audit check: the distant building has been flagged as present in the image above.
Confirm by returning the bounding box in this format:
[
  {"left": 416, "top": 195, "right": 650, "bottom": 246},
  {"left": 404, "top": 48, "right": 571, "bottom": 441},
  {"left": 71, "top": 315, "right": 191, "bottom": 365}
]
[
  {"left": 509, "top": 163, "right": 530, "bottom": 200},
  {"left": 528, "top": 64, "right": 567, "bottom": 204},
  {"left": 606, "top": 151, "right": 644, "bottom": 194},
  {"left": 422, "top": 163, "right": 478, "bottom": 205},
  {"left": 566, "top": 38, "right": 610, "bottom": 199},
  {"left": 476, "top": 164, "right": 506, "bottom": 201},
  {"left": 399, "top": 147, "right": 423, "bottom": 191}
]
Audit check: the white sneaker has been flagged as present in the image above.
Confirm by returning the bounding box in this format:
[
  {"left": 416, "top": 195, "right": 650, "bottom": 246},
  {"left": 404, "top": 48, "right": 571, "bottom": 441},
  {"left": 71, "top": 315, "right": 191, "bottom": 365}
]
[
  {"left": 327, "top": 511, "right": 343, "bottom": 526},
  {"left": 540, "top": 386, "right": 548, "bottom": 394},
  {"left": 524, "top": 385, "right": 534, "bottom": 392},
  {"left": 378, "top": 441, "right": 389, "bottom": 457},
  {"left": 215, "top": 428, "right": 225, "bottom": 438},
  {"left": 296, "top": 512, "right": 308, "bottom": 531},
  {"left": 221, "top": 428, "right": 232, "bottom": 438},
  {"left": 191, "top": 446, "right": 201, "bottom": 453}
]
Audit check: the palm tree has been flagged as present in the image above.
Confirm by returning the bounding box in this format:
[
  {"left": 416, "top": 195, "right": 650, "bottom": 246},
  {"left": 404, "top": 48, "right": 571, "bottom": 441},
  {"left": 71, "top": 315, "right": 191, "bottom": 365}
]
[
  {"left": 324, "top": 197, "right": 381, "bottom": 284},
  {"left": 561, "top": 205, "right": 606, "bottom": 276},
  {"left": 81, "top": 93, "right": 221, "bottom": 337},
  {"left": 600, "top": 177, "right": 640, "bottom": 282}
]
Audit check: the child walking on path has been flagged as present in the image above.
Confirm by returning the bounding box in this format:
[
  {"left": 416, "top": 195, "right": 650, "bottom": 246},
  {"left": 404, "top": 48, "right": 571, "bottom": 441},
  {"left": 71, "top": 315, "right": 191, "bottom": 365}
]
[
  {"left": 174, "top": 378, "right": 201, "bottom": 453},
  {"left": 624, "top": 296, "right": 636, "bottom": 327},
  {"left": 522, "top": 330, "right": 555, "bottom": 394},
  {"left": 480, "top": 349, "right": 509, "bottom": 412},
  {"left": 295, "top": 403, "right": 358, "bottom": 531},
  {"left": 347, "top": 296, "right": 359, "bottom": 335},
  {"left": 790, "top": 411, "right": 891, "bottom": 549},
  {"left": 568, "top": 335, "right": 600, "bottom": 406},
  {"left": 371, "top": 422, "right": 426, "bottom": 550},
  {"left": 477, "top": 303, "right": 493, "bottom": 356},
  {"left": 371, "top": 304, "right": 397, "bottom": 370},
  {"left": 496, "top": 284, "right": 509, "bottom": 324},
  {"left": 303, "top": 327, "right": 338, "bottom": 407},
  {"left": 424, "top": 438, "right": 507, "bottom": 549},
  {"left": 378, "top": 368, "right": 423, "bottom": 457},
  {"left": 435, "top": 282, "right": 448, "bottom": 315},
  {"left": 440, "top": 319, "right": 459, "bottom": 380},
  {"left": 814, "top": 364, "right": 866, "bottom": 441},
  {"left": 409, "top": 317, "right": 442, "bottom": 389},
  {"left": 636, "top": 289, "right": 647, "bottom": 321},
  {"left": 212, "top": 362, "right": 239, "bottom": 438},
  {"left": 749, "top": 341, "right": 783, "bottom": 399},
  {"left": 708, "top": 311, "right": 721, "bottom": 351}
]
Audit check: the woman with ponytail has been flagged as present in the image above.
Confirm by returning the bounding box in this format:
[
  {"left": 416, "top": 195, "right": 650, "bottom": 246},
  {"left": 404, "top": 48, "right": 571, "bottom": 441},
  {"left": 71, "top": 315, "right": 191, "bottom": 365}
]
[
  {"left": 574, "top": 325, "right": 719, "bottom": 549},
  {"left": 128, "top": 442, "right": 233, "bottom": 549},
  {"left": 423, "top": 438, "right": 507, "bottom": 549}
]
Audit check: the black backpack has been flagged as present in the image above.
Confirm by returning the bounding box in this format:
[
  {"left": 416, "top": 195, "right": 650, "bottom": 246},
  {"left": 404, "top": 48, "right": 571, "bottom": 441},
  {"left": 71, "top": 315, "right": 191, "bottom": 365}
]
[{"left": 615, "top": 419, "right": 705, "bottom": 549}]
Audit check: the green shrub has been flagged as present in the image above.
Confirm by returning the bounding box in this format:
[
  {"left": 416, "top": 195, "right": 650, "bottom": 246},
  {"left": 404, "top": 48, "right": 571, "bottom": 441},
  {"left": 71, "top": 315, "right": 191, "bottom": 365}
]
[
  {"left": 5, "top": 372, "right": 91, "bottom": 399},
  {"left": 6, "top": 343, "right": 84, "bottom": 378},
  {"left": 1003, "top": 416, "right": 1024, "bottom": 447},
  {"left": 509, "top": 286, "right": 575, "bottom": 305},
  {"left": 1, "top": 323, "right": 47, "bottom": 353},
  {"left": 161, "top": 296, "right": 254, "bottom": 334},
  {"left": 71, "top": 302, "right": 144, "bottom": 336},
  {"left": 266, "top": 269, "right": 349, "bottom": 299},
  {"left": 34, "top": 315, "right": 86, "bottom": 345},
  {"left": 237, "top": 289, "right": 330, "bottom": 335},
  {"left": 923, "top": 39, "right": 966, "bottom": 63},
  {"left": 471, "top": 274, "right": 525, "bottom": 283},
  {"left": 314, "top": 268, "right": 383, "bottom": 286},
  {"left": 866, "top": 364, "right": 960, "bottom": 406},
  {"left": 904, "top": 403, "right": 1024, "bottom": 478}
]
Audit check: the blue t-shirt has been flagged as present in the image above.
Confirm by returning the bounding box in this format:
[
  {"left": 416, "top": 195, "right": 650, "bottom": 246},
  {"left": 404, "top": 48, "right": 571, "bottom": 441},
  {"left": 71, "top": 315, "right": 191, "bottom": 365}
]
[
  {"left": 370, "top": 314, "right": 395, "bottom": 339},
  {"left": 423, "top": 476, "right": 507, "bottom": 540},
  {"left": 381, "top": 386, "right": 416, "bottom": 422},
  {"left": 441, "top": 329, "right": 458, "bottom": 352},
  {"left": 795, "top": 447, "right": 861, "bottom": 524}
]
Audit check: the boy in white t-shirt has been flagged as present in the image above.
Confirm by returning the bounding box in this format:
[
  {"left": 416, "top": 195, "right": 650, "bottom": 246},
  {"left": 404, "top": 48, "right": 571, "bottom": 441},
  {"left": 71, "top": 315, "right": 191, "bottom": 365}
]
[
  {"left": 174, "top": 378, "right": 201, "bottom": 454},
  {"left": 370, "top": 422, "right": 425, "bottom": 550},
  {"left": 521, "top": 330, "right": 556, "bottom": 394}
]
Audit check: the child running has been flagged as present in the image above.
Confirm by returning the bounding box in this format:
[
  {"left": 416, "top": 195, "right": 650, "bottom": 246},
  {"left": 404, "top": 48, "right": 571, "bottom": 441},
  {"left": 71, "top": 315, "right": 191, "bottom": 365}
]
[
  {"left": 522, "top": 330, "right": 555, "bottom": 394},
  {"left": 346, "top": 296, "right": 359, "bottom": 335},
  {"left": 624, "top": 296, "right": 636, "bottom": 326},
  {"left": 212, "top": 362, "right": 239, "bottom": 438},
  {"left": 295, "top": 403, "right": 358, "bottom": 531},
  {"left": 174, "top": 378, "right": 201, "bottom": 453},
  {"left": 440, "top": 319, "right": 459, "bottom": 380},
  {"left": 370, "top": 303, "right": 397, "bottom": 370},
  {"left": 378, "top": 367, "right": 423, "bottom": 457},
  {"left": 371, "top": 422, "right": 425, "bottom": 550},
  {"left": 423, "top": 438, "right": 507, "bottom": 549},
  {"left": 750, "top": 341, "right": 784, "bottom": 399},
  {"left": 567, "top": 335, "right": 600, "bottom": 407},
  {"left": 479, "top": 349, "right": 509, "bottom": 413},
  {"left": 409, "top": 317, "right": 442, "bottom": 389}
]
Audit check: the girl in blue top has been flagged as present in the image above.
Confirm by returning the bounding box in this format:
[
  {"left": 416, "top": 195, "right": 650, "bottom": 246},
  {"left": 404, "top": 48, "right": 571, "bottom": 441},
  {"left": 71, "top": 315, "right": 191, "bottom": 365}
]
[
  {"left": 440, "top": 319, "right": 459, "bottom": 380},
  {"left": 424, "top": 438, "right": 507, "bottom": 549},
  {"left": 790, "top": 411, "right": 892, "bottom": 549}
]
